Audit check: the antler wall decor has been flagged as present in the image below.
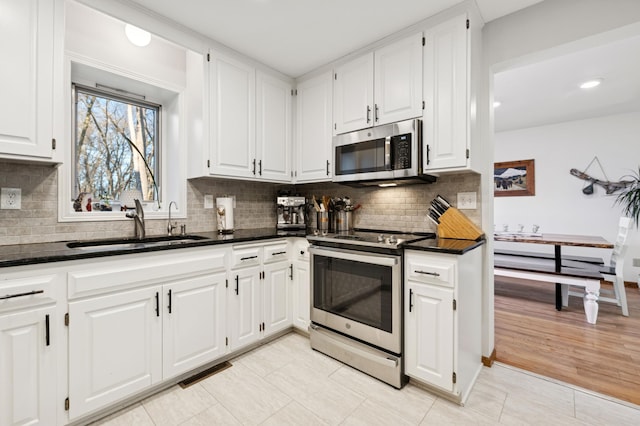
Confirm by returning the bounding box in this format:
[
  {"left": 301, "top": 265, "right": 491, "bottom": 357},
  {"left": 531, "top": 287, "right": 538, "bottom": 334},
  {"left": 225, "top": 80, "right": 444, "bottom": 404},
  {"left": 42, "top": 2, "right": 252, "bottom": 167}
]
[{"left": 570, "top": 156, "right": 631, "bottom": 195}]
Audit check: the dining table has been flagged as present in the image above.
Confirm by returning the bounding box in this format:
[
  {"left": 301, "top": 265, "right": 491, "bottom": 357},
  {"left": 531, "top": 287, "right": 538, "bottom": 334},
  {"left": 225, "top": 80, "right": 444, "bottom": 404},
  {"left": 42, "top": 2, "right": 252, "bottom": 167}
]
[{"left": 493, "top": 232, "right": 613, "bottom": 310}]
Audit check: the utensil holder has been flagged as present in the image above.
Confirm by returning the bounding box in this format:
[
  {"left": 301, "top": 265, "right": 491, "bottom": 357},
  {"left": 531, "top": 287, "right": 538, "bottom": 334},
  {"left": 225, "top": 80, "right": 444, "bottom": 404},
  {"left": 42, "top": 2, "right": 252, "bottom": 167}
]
[
  {"left": 437, "top": 207, "right": 485, "bottom": 240},
  {"left": 335, "top": 211, "right": 353, "bottom": 232},
  {"left": 317, "top": 212, "right": 329, "bottom": 232}
]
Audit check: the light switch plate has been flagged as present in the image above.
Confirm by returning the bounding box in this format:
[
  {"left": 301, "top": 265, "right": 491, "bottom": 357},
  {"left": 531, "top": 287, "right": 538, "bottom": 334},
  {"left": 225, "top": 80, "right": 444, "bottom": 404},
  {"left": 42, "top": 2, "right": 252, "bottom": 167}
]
[
  {"left": 204, "top": 194, "right": 214, "bottom": 209},
  {"left": 457, "top": 191, "right": 477, "bottom": 209},
  {"left": 1, "top": 187, "right": 21, "bottom": 209}
]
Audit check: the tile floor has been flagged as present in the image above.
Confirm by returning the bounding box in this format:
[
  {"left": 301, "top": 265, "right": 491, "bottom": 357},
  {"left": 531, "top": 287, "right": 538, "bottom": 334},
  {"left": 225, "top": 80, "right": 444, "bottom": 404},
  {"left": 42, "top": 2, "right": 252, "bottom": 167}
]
[{"left": 92, "top": 332, "right": 640, "bottom": 425}]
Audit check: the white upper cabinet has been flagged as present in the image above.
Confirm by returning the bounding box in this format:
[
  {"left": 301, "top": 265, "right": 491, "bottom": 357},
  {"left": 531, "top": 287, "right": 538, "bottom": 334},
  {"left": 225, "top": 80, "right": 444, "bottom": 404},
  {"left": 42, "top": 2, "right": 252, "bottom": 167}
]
[
  {"left": 209, "top": 51, "right": 256, "bottom": 179},
  {"left": 294, "top": 71, "right": 333, "bottom": 183},
  {"left": 423, "top": 14, "right": 476, "bottom": 172},
  {"left": 0, "top": 0, "right": 59, "bottom": 162},
  {"left": 256, "top": 71, "right": 292, "bottom": 181},
  {"left": 333, "top": 32, "right": 423, "bottom": 134},
  {"left": 207, "top": 50, "right": 292, "bottom": 182},
  {"left": 333, "top": 53, "right": 374, "bottom": 134},
  {"left": 374, "top": 34, "right": 424, "bottom": 126}
]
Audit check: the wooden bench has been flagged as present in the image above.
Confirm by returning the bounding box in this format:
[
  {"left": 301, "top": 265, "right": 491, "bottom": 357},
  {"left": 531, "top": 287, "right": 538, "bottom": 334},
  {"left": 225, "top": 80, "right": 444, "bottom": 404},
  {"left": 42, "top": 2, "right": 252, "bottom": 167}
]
[
  {"left": 494, "top": 248, "right": 605, "bottom": 265},
  {"left": 494, "top": 254, "right": 603, "bottom": 324}
]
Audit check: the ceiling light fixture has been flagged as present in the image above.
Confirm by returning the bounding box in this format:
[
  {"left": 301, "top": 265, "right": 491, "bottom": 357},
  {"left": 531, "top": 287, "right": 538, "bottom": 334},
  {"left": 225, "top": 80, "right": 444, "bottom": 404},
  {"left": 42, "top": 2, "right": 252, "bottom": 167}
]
[
  {"left": 378, "top": 183, "right": 397, "bottom": 188},
  {"left": 125, "top": 24, "right": 151, "bottom": 47},
  {"left": 579, "top": 78, "right": 603, "bottom": 89}
]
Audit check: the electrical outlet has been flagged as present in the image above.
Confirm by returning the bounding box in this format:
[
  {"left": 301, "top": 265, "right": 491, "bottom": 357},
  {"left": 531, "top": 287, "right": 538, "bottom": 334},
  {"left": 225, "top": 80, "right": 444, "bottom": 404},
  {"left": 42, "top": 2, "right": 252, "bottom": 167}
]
[
  {"left": 1, "top": 187, "right": 21, "bottom": 209},
  {"left": 204, "top": 194, "right": 214, "bottom": 209},
  {"left": 457, "top": 191, "right": 477, "bottom": 209}
]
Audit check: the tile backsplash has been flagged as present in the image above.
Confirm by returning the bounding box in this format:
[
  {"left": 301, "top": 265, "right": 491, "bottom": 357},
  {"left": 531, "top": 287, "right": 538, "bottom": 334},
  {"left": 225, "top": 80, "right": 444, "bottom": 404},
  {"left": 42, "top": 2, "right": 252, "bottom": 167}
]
[{"left": 0, "top": 160, "right": 481, "bottom": 245}]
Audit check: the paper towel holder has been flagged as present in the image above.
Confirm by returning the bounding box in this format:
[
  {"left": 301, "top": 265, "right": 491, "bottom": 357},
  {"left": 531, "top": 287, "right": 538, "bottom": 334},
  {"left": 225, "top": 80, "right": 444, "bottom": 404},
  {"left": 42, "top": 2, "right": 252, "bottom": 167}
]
[{"left": 216, "top": 196, "right": 235, "bottom": 234}]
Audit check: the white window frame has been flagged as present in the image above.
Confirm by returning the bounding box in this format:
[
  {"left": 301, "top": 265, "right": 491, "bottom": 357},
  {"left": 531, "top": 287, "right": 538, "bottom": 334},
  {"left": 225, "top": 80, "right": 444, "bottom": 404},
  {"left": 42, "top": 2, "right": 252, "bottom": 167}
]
[{"left": 58, "top": 55, "right": 187, "bottom": 222}]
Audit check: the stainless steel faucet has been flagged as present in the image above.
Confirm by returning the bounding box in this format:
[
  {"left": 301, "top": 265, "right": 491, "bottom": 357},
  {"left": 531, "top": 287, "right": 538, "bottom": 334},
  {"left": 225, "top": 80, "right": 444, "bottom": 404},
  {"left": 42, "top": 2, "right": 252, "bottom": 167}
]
[
  {"left": 125, "top": 199, "right": 145, "bottom": 239},
  {"left": 168, "top": 201, "right": 178, "bottom": 236}
]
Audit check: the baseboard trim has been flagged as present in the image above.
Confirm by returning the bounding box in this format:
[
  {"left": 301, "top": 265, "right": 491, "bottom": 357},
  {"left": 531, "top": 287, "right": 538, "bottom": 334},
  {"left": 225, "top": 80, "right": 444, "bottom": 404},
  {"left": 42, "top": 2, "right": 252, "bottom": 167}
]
[{"left": 482, "top": 348, "right": 497, "bottom": 367}]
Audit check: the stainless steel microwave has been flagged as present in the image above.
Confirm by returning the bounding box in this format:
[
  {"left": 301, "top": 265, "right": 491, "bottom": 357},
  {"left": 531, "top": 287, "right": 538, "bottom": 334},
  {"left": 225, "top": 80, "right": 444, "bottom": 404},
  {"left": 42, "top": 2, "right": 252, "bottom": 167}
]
[{"left": 332, "top": 119, "right": 435, "bottom": 186}]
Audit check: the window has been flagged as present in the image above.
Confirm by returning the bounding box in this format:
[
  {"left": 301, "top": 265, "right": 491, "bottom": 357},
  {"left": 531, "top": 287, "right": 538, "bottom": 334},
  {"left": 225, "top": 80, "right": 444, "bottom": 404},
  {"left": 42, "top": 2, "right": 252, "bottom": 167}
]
[{"left": 72, "top": 84, "right": 160, "bottom": 211}]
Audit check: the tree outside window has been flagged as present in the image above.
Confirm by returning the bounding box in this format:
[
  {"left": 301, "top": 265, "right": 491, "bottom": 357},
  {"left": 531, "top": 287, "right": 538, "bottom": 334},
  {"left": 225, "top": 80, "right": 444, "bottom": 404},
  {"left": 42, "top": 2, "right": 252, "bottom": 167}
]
[{"left": 73, "top": 85, "right": 160, "bottom": 211}]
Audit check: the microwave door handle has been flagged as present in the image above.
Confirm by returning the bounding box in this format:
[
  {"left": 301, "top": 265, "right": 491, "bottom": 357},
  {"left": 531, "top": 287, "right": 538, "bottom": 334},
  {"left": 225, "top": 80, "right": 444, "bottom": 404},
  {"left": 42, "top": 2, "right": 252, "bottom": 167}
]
[{"left": 385, "top": 136, "right": 392, "bottom": 170}]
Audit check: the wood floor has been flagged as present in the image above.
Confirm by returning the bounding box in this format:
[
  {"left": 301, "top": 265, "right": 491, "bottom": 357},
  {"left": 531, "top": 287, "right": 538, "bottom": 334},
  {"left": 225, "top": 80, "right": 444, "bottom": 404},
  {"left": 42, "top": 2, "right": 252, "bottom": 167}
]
[{"left": 494, "top": 276, "right": 640, "bottom": 405}]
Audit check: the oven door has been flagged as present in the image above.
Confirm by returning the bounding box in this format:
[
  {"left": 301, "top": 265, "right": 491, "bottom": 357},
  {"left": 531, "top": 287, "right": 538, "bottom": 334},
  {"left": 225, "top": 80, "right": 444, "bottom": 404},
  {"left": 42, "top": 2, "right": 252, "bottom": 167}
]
[{"left": 309, "top": 245, "right": 402, "bottom": 354}]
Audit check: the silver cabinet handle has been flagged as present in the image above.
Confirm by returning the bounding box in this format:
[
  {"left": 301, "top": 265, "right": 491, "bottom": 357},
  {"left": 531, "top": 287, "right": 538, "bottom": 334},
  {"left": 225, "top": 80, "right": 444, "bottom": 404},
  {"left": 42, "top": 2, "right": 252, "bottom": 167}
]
[
  {"left": 0, "top": 289, "right": 44, "bottom": 300},
  {"left": 415, "top": 270, "right": 440, "bottom": 277},
  {"left": 366, "top": 105, "right": 371, "bottom": 123}
]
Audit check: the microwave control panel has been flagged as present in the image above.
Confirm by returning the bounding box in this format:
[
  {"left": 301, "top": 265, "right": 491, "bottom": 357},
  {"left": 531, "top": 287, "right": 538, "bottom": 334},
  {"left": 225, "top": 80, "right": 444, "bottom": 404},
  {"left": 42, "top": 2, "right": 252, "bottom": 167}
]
[{"left": 392, "top": 134, "right": 412, "bottom": 169}]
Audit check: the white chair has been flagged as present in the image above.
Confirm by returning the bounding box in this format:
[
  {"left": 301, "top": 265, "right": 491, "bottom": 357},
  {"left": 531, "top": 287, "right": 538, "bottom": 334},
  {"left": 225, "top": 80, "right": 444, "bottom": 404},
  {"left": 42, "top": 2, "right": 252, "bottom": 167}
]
[{"left": 568, "top": 217, "right": 631, "bottom": 316}]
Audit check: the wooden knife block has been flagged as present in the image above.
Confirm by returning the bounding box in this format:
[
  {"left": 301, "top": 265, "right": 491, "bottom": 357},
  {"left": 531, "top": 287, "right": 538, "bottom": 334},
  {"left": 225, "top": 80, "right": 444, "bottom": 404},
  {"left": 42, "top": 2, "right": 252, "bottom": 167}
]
[{"left": 437, "top": 207, "right": 485, "bottom": 241}]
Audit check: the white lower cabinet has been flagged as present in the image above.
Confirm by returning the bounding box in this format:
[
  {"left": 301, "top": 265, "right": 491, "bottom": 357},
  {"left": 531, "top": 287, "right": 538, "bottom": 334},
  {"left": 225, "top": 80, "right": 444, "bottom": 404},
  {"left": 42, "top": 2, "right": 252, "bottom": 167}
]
[
  {"left": 0, "top": 305, "right": 57, "bottom": 425},
  {"left": 1, "top": 238, "right": 312, "bottom": 425},
  {"left": 228, "top": 264, "right": 262, "bottom": 351},
  {"left": 68, "top": 286, "right": 162, "bottom": 419},
  {"left": 228, "top": 240, "right": 292, "bottom": 351},
  {"left": 291, "top": 238, "right": 310, "bottom": 331},
  {"left": 404, "top": 247, "right": 482, "bottom": 404},
  {"left": 66, "top": 247, "right": 228, "bottom": 421},
  {"left": 405, "top": 279, "right": 454, "bottom": 390},
  {"left": 162, "top": 273, "right": 227, "bottom": 379},
  {"left": 263, "top": 261, "right": 292, "bottom": 336},
  {"left": 0, "top": 271, "right": 60, "bottom": 426}
]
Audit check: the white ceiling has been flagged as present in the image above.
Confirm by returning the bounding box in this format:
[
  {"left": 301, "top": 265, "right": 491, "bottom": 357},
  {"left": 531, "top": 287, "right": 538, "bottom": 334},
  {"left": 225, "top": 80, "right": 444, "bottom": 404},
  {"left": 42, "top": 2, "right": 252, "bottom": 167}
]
[
  {"left": 122, "top": 0, "right": 640, "bottom": 132},
  {"left": 127, "top": 0, "right": 542, "bottom": 77},
  {"left": 494, "top": 34, "right": 640, "bottom": 132}
]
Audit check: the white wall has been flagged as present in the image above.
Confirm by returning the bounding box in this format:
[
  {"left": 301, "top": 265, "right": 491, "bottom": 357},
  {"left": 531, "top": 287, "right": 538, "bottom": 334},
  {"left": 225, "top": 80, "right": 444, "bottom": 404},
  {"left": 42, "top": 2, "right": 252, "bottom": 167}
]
[{"left": 494, "top": 111, "right": 640, "bottom": 281}]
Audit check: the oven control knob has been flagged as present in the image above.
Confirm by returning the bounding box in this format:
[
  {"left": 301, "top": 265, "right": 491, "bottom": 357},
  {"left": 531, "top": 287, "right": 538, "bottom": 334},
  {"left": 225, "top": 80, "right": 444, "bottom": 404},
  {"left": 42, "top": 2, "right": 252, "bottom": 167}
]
[
  {"left": 377, "top": 234, "right": 385, "bottom": 242},
  {"left": 388, "top": 235, "right": 397, "bottom": 244}
]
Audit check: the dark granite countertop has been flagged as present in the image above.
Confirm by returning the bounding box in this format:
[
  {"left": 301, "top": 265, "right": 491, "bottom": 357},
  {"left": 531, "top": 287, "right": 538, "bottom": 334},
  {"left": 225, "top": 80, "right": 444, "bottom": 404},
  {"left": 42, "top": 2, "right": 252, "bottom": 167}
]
[
  {"left": 0, "top": 228, "right": 308, "bottom": 268},
  {"left": 404, "top": 237, "right": 485, "bottom": 254}
]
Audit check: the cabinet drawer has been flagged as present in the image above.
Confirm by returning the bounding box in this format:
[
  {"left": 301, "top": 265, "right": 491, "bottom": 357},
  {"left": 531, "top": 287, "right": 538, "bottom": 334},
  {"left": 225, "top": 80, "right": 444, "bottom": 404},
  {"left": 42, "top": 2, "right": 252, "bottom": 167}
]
[
  {"left": 406, "top": 257, "right": 455, "bottom": 288},
  {"left": 263, "top": 242, "right": 289, "bottom": 264},
  {"left": 0, "top": 274, "right": 59, "bottom": 312},
  {"left": 231, "top": 246, "right": 262, "bottom": 268}
]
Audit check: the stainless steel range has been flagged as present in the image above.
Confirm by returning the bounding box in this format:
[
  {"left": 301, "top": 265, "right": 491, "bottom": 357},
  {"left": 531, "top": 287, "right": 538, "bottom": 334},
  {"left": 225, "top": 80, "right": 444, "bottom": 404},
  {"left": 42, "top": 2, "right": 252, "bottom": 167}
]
[{"left": 306, "top": 230, "right": 433, "bottom": 388}]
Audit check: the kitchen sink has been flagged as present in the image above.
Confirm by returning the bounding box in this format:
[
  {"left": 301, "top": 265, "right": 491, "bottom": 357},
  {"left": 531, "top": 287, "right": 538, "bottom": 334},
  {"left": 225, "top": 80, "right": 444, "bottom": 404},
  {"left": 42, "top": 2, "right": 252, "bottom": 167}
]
[{"left": 66, "top": 235, "right": 209, "bottom": 251}]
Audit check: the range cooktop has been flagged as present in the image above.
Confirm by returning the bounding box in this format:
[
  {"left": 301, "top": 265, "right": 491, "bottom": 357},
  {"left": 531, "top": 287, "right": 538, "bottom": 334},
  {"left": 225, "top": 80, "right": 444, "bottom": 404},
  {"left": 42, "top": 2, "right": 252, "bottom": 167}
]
[{"left": 306, "top": 229, "right": 435, "bottom": 250}]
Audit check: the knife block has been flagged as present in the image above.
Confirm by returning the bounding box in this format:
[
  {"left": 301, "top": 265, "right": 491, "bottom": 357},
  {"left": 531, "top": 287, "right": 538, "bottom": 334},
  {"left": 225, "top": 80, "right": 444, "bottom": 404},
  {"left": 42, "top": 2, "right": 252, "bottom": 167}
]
[{"left": 437, "top": 207, "right": 485, "bottom": 241}]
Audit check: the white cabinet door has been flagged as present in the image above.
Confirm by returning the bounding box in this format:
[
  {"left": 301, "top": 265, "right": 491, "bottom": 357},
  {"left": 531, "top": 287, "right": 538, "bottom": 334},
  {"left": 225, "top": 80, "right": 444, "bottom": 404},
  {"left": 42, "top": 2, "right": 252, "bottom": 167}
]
[
  {"left": 263, "top": 261, "right": 292, "bottom": 336},
  {"left": 0, "top": 305, "right": 56, "bottom": 426},
  {"left": 292, "top": 259, "right": 310, "bottom": 331},
  {"left": 423, "top": 14, "right": 469, "bottom": 171},
  {"left": 0, "top": 0, "right": 56, "bottom": 160},
  {"left": 333, "top": 53, "right": 374, "bottom": 134},
  {"left": 228, "top": 266, "right": 261, "bottom": 350},
  {"left": 405, "top": 281, "right": 454, "bottom": 392},
  {"left": 375, "top": 33, "right": 423, "bottom": 126},
  {"left": 68, "top": 286, "right": 162, "bottom": 419},
  {"left": 295, "top": 71, "right": 333, "bottom": 183},
  {"left": 163, "top": 273, "right": 227, "bottom": 379},
  {"left": 256, "top": 71, "right": 292, "bottom": 182},
  {"left": 209, "top": 51, "right": 256, "bottom": 178}
]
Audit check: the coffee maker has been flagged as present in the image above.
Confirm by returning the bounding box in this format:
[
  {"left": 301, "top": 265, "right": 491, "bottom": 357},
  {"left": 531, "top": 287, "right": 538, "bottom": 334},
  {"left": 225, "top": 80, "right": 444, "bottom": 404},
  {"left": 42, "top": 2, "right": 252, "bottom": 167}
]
[{"left": 276, "top": 196, "right": 306, "bottom": 230}]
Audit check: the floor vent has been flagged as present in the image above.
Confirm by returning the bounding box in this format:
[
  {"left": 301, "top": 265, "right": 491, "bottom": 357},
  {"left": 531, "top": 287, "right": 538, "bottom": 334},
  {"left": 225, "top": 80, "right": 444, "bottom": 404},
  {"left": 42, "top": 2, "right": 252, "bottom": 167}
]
[{"left": 178, "top": 361, "right": 232, "bottom": 388}]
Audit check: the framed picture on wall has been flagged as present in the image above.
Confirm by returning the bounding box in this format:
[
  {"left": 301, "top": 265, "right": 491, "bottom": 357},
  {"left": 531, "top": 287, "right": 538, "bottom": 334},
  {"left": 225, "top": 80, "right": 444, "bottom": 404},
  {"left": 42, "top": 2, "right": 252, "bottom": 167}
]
[{"left": 494, "top": 159, "right": 535, "bottom": 197}]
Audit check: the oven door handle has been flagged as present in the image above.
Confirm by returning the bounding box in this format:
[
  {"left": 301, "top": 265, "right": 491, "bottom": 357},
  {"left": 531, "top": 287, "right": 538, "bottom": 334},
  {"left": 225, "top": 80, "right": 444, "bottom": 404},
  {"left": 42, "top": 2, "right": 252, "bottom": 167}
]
[{"left": 309, "top": 246, "right": 398, "bottom": 266}]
